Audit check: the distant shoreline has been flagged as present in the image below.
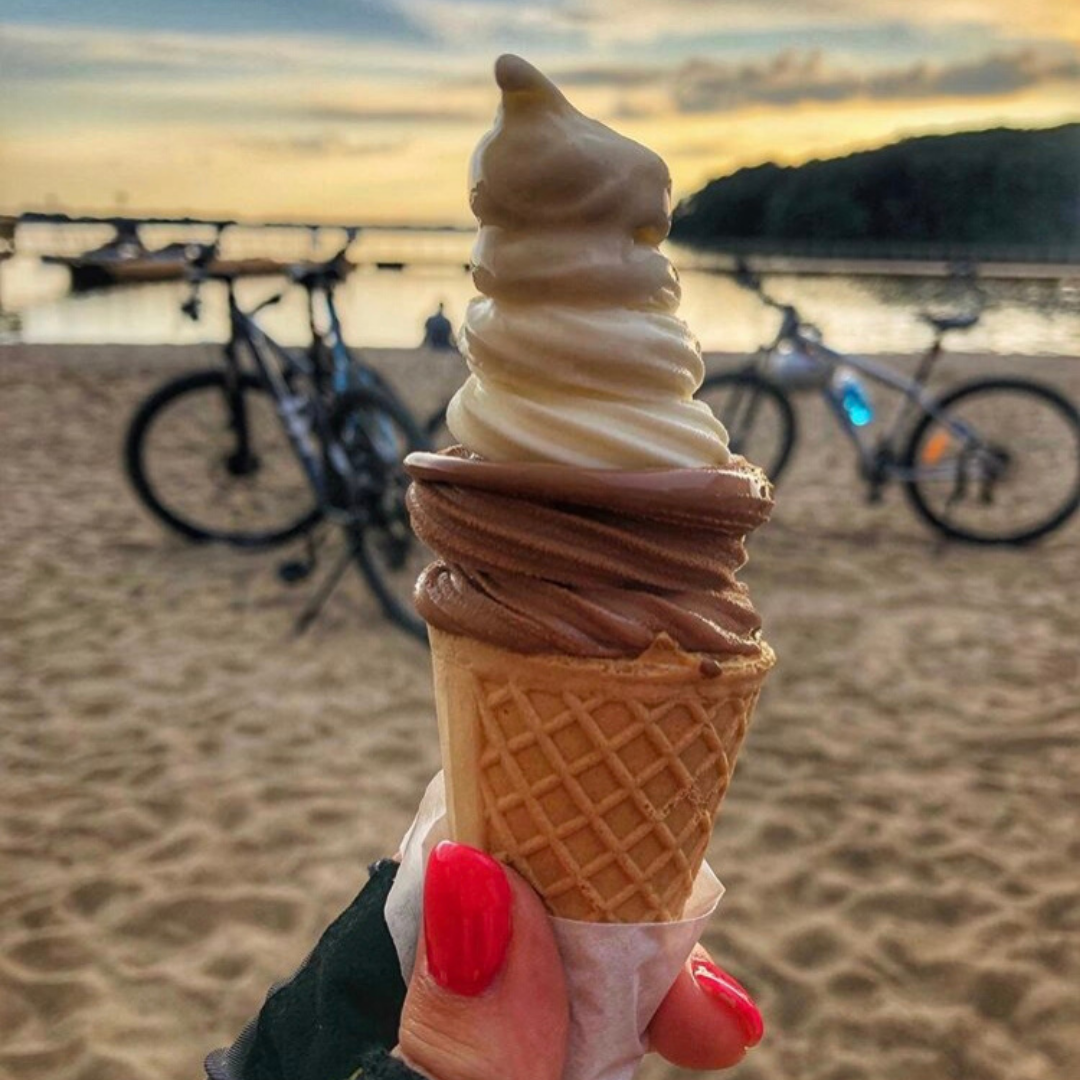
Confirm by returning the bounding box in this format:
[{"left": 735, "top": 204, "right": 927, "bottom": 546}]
[{"left": 670, "top": 248, "right": 1080, "bottom": 280}]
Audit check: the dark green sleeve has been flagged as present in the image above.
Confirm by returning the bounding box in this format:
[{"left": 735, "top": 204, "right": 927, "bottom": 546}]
[
  {"left": 205, "top": 860, "right": 423, "bottom": 1080},
  {"left": 354, "top": 1048, "right": 430, "bottom": 1078}
]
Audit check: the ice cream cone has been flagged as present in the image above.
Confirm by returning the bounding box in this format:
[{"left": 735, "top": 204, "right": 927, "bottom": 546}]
[{"left": 430, "top": 626, "right": 775, "bottom": 923}]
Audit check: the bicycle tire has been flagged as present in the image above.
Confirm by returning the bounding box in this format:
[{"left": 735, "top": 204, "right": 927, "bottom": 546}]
[
  {"left": 902, "top": 377, "right": 1080, "bottom": 545},
  {"left": 125, "top": 368, "right": 322, "bottom": 547},
  {"left": 698, "top": 368, "right": 798, "bottom": 482},
  {"left": 330, "top": 387, "right": 431, "bottom": 643}
]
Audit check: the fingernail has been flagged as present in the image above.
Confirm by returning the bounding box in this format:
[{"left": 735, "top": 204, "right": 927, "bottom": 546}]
[
  {"left": 691, "top": 958, "right": 765, "bottom": 1048},
  {"left": 424, "top": 841, "right": 512, "bottom": 996}
]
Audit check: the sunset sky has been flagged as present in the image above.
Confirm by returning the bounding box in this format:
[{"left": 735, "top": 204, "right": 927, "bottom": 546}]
[{"left": 1, "top": 0, "right": 1078, "bottom": 224}]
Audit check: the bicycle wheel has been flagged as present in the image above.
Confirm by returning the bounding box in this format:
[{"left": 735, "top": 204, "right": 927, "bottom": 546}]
[
  {"left": 698, "top": 369, "right": 797, "bottom": 482},
  {"left": 903, "top": 378, "right": 1080, "bottom": 544},
  {"left": 125, "top": 369, "right": 321, "bottom": 546},
  {"left": 330, "top": 388, "right": 432, "bottom": 642}
]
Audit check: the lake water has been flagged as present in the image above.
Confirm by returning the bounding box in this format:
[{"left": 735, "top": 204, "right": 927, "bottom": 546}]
[{"left": 2, "top": 223, "right": 1078, "bottom": 357}]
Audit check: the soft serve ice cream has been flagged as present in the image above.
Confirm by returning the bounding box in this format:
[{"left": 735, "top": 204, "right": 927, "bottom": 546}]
[
  {"left": 405, "top": 54, "right": 776, "bottom": 946},
  {"left": 406, "top": 53, "right": 772, "bottom": 659}
]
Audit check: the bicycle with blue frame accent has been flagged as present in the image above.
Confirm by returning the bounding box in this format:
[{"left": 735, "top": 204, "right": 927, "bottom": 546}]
[
  {"left": 124, "top": 230, "right": 435, "bottom": 640},
  {"left": 697, "top": 261, "right": 1080, "bottom": 545}
]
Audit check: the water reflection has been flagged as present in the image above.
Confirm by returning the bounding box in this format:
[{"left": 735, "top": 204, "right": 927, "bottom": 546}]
[{"left": 2, "top": 225, "right": 1078, "bottom": 356}]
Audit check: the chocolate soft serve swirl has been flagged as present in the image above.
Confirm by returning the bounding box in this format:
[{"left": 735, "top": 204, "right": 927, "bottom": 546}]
[
  {"left": 406, "top": 449, "right": 772, "bottom": 657},
  {"left": 407, "top": 55, "right": 772, "bottom": 659}
]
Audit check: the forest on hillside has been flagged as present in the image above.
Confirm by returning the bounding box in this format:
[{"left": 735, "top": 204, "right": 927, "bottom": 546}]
[{"left": 670, "top": 124, "right": 1080, "bottom": 252}]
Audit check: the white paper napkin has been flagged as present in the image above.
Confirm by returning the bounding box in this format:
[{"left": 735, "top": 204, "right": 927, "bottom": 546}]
[{"left": 385, "top": 772, "right": 724, "bottom": 1080}]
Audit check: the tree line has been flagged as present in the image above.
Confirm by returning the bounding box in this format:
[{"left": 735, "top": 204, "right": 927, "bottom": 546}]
[{"left": 670, "top": 124, "right": 1080, "bottom": 253}]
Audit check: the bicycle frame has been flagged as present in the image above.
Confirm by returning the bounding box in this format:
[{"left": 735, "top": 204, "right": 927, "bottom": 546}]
[
  {"left": 762, "top": 320, "right": 987, "bottom": 486},
  {"left": 218, "top": 281, "right": 329, "bottom": 495},
  {"left": 312, "top": 286, "right": 406, "bottom": 466}
]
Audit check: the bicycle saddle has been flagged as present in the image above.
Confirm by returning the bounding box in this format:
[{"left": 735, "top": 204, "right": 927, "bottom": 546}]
[{"left": 919, "top": 311, "right": 980, "bottom": 334}]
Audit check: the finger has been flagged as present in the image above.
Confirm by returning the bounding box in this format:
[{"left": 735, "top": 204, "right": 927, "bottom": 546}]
[
  {"left": 398, "top": 841, "right": 569, "bottom": 1080},
  {"left": 648, "top": 945, "right": 764, "bottom": 1070}
]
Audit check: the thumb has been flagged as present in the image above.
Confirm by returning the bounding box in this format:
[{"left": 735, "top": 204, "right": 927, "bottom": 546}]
[{"left": 398, "top": 841, "right": 569, "bottom": 1080}]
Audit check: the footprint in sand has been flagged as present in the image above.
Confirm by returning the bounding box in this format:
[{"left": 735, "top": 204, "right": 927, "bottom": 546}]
[
  {"left": 66, "top": 1053, "right": 145, "bottom": 1080},
  {"left": 0, "top": 977, "right": 34, "bottom": 1039},
  {"left": 1036, "top": 889, "right": 1080, "bottom": 932},
  {"left": 0, "top": 1038, "right": 89, "bottom": 1080},
  {"left": 971, "top": 967, "right": 1032, "bottom": 1022},
  {"left": 12, "top": 973, "right": 98, "bottom": 1024},
  {"left": 201, "top": 953, "right": 252, "bottom": 982},
  {"left": 119, "top": 892, "right": 302, "bottom": 948},
  {"left": 67, "top": 878, "right": 144, "bottom": 918},
  {"left": 782, "top": 924, "right": 844, "bottom": 970},
  {"left": 8, "top": 931, "right": 94, "bottom": 972},
  {"left": 756, "top": 820, "right": 802, "bottom": 851},
  {"left": 827, "top": 968, "right": 880, "bottom": 1001}
]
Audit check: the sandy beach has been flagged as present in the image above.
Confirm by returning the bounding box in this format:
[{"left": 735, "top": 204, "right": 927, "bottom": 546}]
[{"left": 2, "top": 343, "right": 1079, "bottom": 1080}]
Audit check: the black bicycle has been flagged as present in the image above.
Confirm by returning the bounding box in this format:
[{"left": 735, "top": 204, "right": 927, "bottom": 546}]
[
  {"left": 699, "top": 264, "right": 1080, "bottom": 545},
  {"left": 125, "top": 235, "right": 443, "bottom": 640}
]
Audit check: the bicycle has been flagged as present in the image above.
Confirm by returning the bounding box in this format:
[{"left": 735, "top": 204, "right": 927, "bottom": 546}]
[
  {"left": 698, "top": 263, "right": 1080, "bottom": 545},
  {"left": 124, "top": 233, "right": 442, "bottom": 641}
]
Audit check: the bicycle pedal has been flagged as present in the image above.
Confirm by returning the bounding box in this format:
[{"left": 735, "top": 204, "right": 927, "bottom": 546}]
[{"left": 278, "top": 559, "right": 313, "bottom": 585}]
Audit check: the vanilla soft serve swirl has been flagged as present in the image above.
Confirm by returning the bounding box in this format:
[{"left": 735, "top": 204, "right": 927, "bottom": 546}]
[{"left": 447, "top": 54, "right": 731, "bottom": 468}]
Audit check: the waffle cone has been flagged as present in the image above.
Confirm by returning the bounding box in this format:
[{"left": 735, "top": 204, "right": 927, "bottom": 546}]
[{"left": 429, "top": 627, "right": 775, "bottom": 923}]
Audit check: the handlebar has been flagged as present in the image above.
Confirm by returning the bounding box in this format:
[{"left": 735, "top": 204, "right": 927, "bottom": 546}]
[
  {"left": 179, "top": 224, "right": 356, "bottom": 322},
  {"left": 286, "top": 225, "right": 359, "bottom": 287},
  {"left": 286, "top": 248, "right": 353, "bottom": 288}
]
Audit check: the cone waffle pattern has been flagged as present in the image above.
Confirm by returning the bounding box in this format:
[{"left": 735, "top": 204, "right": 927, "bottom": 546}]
[{"left": 432, "top": 631, "right": 774, "bottom": 922}]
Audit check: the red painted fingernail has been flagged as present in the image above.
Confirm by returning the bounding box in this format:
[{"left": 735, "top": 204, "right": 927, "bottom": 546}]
[
  {"left": 691, "top": 958, "right": 765, "bottom": 1048},
  {"left": 424, "top": 841, "right": 512, "bottom": 996}
]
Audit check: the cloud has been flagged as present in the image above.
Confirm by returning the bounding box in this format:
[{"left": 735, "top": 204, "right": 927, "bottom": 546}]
[
  {"left": 551, "top": 64, "right": 664, "bottom": 88},
  {"left": 561, "top": 0, "right": 1080, "bottom": 47},
  {"left": 0, "top": 0, "right": 431, "bottom": 44},
  {"left": 0, "top": 22, "right": 437, "bottom": 83},
  {"left": 239, "top": 134, "right": 408, "bottom": 157},
  {"left": 406, "top": 0, "right": 587, "bottom": 49},
  {"left": 538, "top": 46, "right": 1080, "bottom": 117},
  {"left": 301, "top": 103, "right": 488, "bottom": 124},
  {"left": 669, "top": 47, "right": 1080, "bottom": 112},
  {"left": 4, "top": 9, "right": 1077, "bottom": 152},
  {"left": 927, "top": 50, "right": 1080, "bottom": 95}
]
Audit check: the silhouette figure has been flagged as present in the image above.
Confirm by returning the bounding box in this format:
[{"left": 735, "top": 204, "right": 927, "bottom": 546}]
[{"left": 422, "top": 302, "right": 455, "bottom": 350}]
